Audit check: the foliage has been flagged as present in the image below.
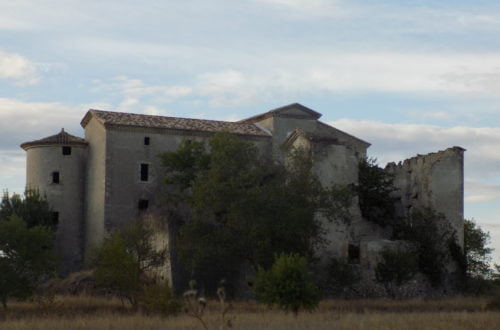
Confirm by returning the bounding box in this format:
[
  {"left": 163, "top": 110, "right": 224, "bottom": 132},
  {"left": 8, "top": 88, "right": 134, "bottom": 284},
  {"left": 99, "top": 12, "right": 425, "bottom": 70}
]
[
  {"left": 91, "top": 220, "right": 166, "bottom": 308},
  {"left": 375, "top": 246, "right": 418, "bottom": 297},
  {"left": 324, "top": 257, "right": 361, "bottom": 297},
  {"left": 160, "top": 132, "right": 353, "bottom": 291},
  {"left": 92, "top": 234, "right": 141, "bottom": 306},
  {"left": 357, "top": 158, "right": 398, "bottom": 227},
  {"left": 464, "top": 219, "right": 492, "bottom": 279},
  {"left": 0, "top": 190, "right": 57, "bottom": 231},
  {"left": 395, "top": 208, "right": 454, "bottom": 287},
  {"left": 254, "top": 253, "right": 319, "bottom": 315},
  {"left": 141, "top": 283, "right": 182, "bottom": 316},
  {"left": 0, "top": 215, "right": 56, "bottom": 308}
]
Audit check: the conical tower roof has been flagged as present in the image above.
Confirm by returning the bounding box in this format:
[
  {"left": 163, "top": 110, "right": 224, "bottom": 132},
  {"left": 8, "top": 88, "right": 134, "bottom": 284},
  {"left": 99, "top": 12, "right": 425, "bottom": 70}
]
[{"left": 20, "top": 128, "right": 87, "bottom": 150}]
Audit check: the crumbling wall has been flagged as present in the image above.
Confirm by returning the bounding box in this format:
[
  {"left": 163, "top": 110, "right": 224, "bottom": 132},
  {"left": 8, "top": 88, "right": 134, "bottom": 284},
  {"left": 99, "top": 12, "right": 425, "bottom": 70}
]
[{"left": 385, "top": 147, "right": 465, "bottom": 247}]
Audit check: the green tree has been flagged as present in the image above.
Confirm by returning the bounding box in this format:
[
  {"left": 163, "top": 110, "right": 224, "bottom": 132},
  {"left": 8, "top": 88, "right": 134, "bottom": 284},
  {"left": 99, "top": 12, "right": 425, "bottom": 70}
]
[
  {"left": 92, "top": 220, "right": 167, "bottom": 308},
  {"left": 0, "top": 190, "right": 57, "bottom": 231},
  {"left": 396, "top": 208, "right": 455, "bottom": 287},
  {"left": 375, "top": 246, "right": 418, "bottom": 297},
  {"left": 161, "top": 132, "right": 352, "bottom": 291},
  {"left": 464, "top": 219, "right": 492, "bottom": 279},
  {"left": 254, "top": 253, "right": 319, "bottom": 315},
  {"left": 0, "top": 215, "right": 56, "bottom": 308},
  {"left": 358, "top": 158, "right": 398, "bottom": 227}
]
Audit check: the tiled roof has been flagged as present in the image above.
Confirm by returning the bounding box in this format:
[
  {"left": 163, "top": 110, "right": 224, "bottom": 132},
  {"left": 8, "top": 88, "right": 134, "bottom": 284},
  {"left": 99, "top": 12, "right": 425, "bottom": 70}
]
[
  {"left": 21, "top": 129, "right": 87, "bottom": 150},
  {"left": 239, "top": 103, "right": 322, "bottom": 123},
  {"left": 81, "top": 110, "right": 271, "bottom": 137},
  {"left": 283, "top": 129, "right": 341, "bottom": 146}
]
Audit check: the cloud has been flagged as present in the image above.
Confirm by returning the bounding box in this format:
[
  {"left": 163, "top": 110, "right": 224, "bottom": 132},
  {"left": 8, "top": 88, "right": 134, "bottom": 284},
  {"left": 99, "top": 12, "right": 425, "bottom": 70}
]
[
  {"left": 0, "top": 150, "right": 26, "bottom": 193},
  {"left": 0, "top": 98, "right": 85, "bottom": 149},
  {"left": 465, "top": 182, "right": 500, "bottom": 203},
  {"left": 254, "top": 0, "right": 346, "bottom": 17},
  {"left": 0, "top": 50, "right": 39, "bottom": 85},
  {"left": 329, "top": 119, "right": 500, "bottom": 182}
]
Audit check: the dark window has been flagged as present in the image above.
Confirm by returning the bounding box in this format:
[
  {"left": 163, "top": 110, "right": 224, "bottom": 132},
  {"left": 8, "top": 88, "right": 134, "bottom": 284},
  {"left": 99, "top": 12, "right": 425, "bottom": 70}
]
[
  {"left": 138, "top": 199, "right": 149, "bottom": 210},
  {"left": 348, "top": 244, "right": 360, "bottom": 263},
  {"left": 140, "top": 164, "right": 149, "bottom": 181},
  {"left": 52, "top": 171, "right": 60, "bottom": 184},
  {"left": 51, "top": 212, "right": 59, "bottom": 225},
  {"left": 144, "top": 137, "right": 150, "bottom": 145},
  {"left": 62, "top": 146, "right": 72, "bottom": 155}
]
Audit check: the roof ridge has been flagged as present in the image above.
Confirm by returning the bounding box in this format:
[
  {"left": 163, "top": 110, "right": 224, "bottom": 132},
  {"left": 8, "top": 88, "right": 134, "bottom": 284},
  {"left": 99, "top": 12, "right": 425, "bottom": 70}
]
[
  {"left": 81, "top": 109, "right": 271, "bottom": 137},
  {"left": 21, "top": 129, "right": 87, "bottom": 150}
]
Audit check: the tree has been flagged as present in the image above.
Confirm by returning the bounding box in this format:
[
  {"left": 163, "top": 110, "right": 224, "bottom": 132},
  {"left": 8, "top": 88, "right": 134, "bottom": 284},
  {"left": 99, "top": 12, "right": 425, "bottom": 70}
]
[
  {"left": 0, "top": 215, "right": 56, "bottom": 308},
  {"left": 0, "top": 190, "right": 57, "bottom": 231},
  {"left": 375, "top": 246, "right": 418, "bottom": 297},
  {"left": 254, "top": 253, "right": 319, "bottom": 315},
  {"left": 92, "top": 219, "right": 167, "bottom": 308},
  {"left": 160, "top": 132, "right": 352, "bottom": 292},
  {"left": 358, "top": 158, "right": 398, "bottom": 227},
  {"left": 92, "top": 233, "right": 141, "bottom": 306},
  {"left": 464, "top": 219, "right": 492, "bottom": 279}
]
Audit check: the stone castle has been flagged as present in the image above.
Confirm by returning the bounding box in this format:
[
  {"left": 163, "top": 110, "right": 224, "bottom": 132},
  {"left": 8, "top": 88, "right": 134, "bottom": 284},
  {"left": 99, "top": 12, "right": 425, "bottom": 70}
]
[{"left": 21, "top": 103, "right": 465, "bottom": 289}]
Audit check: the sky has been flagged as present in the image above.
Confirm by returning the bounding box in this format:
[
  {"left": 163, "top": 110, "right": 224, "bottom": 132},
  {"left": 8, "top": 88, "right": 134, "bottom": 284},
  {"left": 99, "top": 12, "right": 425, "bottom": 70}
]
[{"left": 1, "top": 0, "right": 499, "bottom": 262}]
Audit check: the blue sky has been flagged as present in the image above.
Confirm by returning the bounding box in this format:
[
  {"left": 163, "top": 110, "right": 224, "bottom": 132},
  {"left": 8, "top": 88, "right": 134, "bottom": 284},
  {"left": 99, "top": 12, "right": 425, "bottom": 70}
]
[{"left": 1, "top": 0, "right": 499, "bottom": 262}]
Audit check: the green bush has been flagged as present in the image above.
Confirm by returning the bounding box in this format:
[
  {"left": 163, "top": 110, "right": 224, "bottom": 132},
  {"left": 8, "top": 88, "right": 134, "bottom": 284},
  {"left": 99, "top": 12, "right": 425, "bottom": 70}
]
[
  {"left": 254, "top": 253, "right": 319, "bottom": 315},
  {"left": 324, "top": 257, "right": 361, "bottom": 297},
  {"left": 0, "top": 215, "right": 56, "bottom": 308},
  {"left": 375, "top": 246, "right": 418, "bottom": 297},
  {"left": 140, "top": 283, "right": 182, "bottom": 316}
]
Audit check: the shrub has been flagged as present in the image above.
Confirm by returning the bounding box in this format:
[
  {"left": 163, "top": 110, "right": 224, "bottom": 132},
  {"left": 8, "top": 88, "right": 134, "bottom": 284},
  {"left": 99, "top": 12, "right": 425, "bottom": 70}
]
[
  {"left": 140, "top": 283, "right": 181, "bottom": 316},
  {"left": 375, "top": 246, "right": 418, "bottom": 297},
  {"left": 254, "top": 253, "right": 319, "bottom": 315},
  {"left": 0, "top": 215, "right": 56, "bottom": 308},
  {"left": 324, "top": 257, "right": 361, "bottom": 297}
]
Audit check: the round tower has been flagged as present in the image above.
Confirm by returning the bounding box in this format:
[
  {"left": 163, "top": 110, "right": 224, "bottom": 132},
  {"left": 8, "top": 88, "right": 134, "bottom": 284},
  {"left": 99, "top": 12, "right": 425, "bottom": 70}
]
[{"left": 21, "top": 128, "right": 88, "bottom": 274}]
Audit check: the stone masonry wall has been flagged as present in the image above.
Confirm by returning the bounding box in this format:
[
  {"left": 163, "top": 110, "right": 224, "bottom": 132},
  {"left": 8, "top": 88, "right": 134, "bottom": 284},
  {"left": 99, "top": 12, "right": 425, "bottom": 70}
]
[{"left": 385, "top": 147, "right": 465, "bottom": 247}]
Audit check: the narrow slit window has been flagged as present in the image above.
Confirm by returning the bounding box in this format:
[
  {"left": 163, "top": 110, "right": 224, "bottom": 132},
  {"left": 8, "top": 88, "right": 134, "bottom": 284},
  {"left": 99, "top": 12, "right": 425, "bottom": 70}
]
[
  {"left": 138, "top": 199, "right": 149, "bottom": 210},
  {"left": 51, "top": 212, "right": 59, "bottom": 226},
  {"left": 144, "top": 137, "right": 150, "bottom": 145},
  {"left": 348, "top": 244, "right": 360, "bottom": 263},
  {"left": 52, "top": 171, "right": 60, "bottom": 184},
  {"left": 62, "top": 146, "right": 72, "bottom": 155},
  {"left": 140, "top": 163, "right": 149, "bottom": 181}
]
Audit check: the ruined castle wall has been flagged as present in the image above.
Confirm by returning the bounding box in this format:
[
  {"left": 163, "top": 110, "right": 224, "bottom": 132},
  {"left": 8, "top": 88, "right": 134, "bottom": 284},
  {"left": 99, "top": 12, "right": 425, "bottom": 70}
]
[
  {"left": 386, "top": 147, "right": 465, "bottom": 247},
  {"left": 290, "top": 137, "right": 390, "bottom": 264},
  {"left": 83, "top": 118, "right": 107, "bottom": 255}
]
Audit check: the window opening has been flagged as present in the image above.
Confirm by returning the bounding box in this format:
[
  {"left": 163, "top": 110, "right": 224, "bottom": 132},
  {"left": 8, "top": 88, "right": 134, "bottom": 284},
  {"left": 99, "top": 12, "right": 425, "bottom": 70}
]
[
  {"left": 51, "top": 212, "right": 59, "bottom": 226},
  {"left": 52, "top": 171, "right": 60, "bottom": 184},
  {"left": 138, "top": 199, "right": 149, "bottom": 210},
  {"left": 348, "top": 244, "right": 360, "bottom": 263},
  {"left": 144, "top": 137, "right": 150, "bottom": 145},
  {"left": 140, "top": 164, "right": 149, "bottom": 181},
  {"left": 62, "top": 146, "right": 72, "bottom": 155}
]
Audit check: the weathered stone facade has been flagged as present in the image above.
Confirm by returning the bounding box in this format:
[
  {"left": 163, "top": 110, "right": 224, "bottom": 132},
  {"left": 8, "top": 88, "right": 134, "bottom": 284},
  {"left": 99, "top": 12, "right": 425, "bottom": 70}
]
[{"left": 21, "top": 103, "right": 465, "bottom": 294}]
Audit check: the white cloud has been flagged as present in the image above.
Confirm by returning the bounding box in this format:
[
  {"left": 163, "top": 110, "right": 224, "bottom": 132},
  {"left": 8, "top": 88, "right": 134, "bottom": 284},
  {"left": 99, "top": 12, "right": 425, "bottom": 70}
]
[
  {"left": 329, "top": 119, "right": 500, "bottom": 182},
  {"left": 255, "top": 0, "right": 346, "bottom": 17},
  {"left": 87, "top": 50, "right": 500, "bottom": 108},
  {"left": 0, "top": 150, "right": 26, "bottom": 194},
  {"left": 93, "top": 76, "right": 192, "bottom": 102},
  {"left": 465, "top": 182, "right": 500, "bottom": 203},
  {"left": 0, "top": 50, "right": 39, "bottom": 85},
  {"left": 0, "top": 98, "right": 85, "bottom": 148}
]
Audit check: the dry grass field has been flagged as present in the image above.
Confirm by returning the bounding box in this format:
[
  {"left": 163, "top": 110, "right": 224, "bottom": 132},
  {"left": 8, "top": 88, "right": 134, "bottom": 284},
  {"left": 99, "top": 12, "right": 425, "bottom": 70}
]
[{"left": 0, "top": 295, "right": 499, "bottom": 329}]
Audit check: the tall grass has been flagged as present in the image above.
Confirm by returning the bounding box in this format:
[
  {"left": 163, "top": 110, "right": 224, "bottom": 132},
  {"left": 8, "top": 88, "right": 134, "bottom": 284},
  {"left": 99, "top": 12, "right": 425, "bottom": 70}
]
[{"left": 0, "top": 295, "right": 498, "bottom": 329}]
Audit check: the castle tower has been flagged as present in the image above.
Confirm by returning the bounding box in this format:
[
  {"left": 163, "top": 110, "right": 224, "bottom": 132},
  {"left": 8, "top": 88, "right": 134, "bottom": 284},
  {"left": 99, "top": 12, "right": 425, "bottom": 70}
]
[{"left": 21, "top": 129, "right": 88, "bottom": 274}]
